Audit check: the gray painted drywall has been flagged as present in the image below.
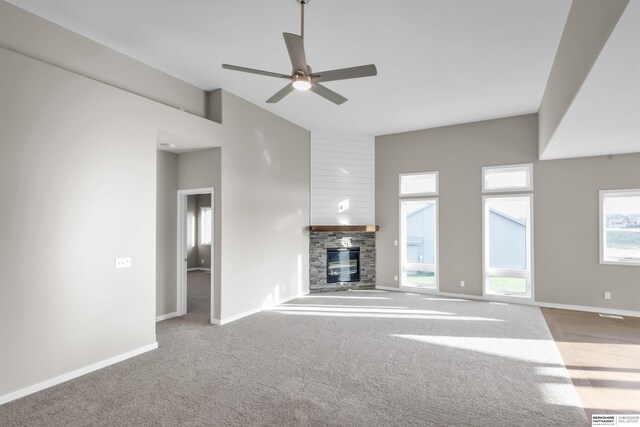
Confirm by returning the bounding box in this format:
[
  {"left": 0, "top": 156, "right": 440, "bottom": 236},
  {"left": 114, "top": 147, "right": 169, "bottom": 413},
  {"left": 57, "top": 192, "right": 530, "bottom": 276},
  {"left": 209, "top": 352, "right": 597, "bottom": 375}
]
[
  {"left": 376, "top": 114, "right": 640, "bottom": 312},
  {"left": 156, "top": 150, "right": 179, "bottom": 317},
  {"left": 0, "top": 1, "right": 207, "bottom": 117},
  {"left": 212, "top": 90, "right": 310, "bottom": 320},
  {"left": 0, "top": 47, "right": 221, "bottom": 397},
  {"left": 534, "top": 154, "right": 640, "bottom": 310},
  {"left": 539, "top": 0, "right": 629, "bottom": 158}
]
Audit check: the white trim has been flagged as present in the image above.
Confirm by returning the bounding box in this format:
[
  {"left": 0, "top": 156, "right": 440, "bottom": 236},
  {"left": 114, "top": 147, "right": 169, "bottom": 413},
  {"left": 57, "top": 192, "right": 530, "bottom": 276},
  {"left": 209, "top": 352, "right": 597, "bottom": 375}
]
[
  {"left": 399, "top": 171, "right": 439, "bottom": 197},
  {"left": 217, "top": 291, "right": 310, "bottom": 325},
  {"left": 599, "top": 189, "right": 640, "bottom": 266},
  {"left": 0, "top": 342, "right": 158, "bottom": 406},
  {"left": 375, "top": 286, "right": 640, "bottom": 318},
  {"left": 481, "top": 163, "right": 533, "bottom": 193},
  {"left": 156, "top": 311, "right": 179, "bottom": 322},
  {"left": 536, "top": 301, "right": 640, "bottom": 318},
  {"left": 218, "top": 306, "right": 263, "bottom": 325},
  {"left": 186, "top": 268, "right": 211, "bottom": 272}
]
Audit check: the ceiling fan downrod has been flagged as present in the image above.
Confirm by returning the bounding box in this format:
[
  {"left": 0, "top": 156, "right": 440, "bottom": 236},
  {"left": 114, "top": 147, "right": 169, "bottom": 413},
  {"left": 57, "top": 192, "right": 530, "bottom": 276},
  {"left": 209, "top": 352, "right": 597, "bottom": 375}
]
[{"left": 298, "top": 0, "right": 309, "bottom": 39}]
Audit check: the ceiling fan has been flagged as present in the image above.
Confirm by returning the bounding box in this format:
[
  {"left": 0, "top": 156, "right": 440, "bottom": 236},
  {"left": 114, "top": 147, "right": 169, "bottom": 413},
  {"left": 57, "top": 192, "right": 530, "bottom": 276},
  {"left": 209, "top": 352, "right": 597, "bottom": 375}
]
[{"left": 222, "top": 0, "right": 377, "bottom": 105}]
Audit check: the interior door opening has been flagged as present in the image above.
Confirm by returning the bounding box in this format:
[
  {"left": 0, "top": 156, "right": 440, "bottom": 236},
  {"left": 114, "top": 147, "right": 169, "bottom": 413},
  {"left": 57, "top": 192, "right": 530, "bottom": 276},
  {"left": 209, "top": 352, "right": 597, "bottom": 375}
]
[{"left": 178, "top": 188, "right": 215, "bottom": 324}]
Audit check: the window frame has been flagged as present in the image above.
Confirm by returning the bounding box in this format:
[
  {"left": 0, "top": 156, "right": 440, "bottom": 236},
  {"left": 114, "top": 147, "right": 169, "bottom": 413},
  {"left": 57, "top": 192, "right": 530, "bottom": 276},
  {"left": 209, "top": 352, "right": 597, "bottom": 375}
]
[
  {"left": 599, "top": 189, "right": 640, "bottom": 266},
  {"left": 199, "top": 206, "right": 212, "bottom": 246},
  {"left": 399, "top": 171, "right": 439, "bottom": 197},
  {"left": 482, "top": 193, "right": 534, "bottom": 299},
  {"left": 482, "top": 163, "right": 533, "bottom": 193}
]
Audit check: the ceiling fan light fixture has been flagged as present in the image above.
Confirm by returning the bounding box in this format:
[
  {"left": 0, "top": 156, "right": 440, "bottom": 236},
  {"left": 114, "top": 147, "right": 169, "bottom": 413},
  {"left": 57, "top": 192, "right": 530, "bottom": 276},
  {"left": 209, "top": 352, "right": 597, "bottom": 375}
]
[{"left": 292, "top": 74, "right": 312, "bottom": 91}]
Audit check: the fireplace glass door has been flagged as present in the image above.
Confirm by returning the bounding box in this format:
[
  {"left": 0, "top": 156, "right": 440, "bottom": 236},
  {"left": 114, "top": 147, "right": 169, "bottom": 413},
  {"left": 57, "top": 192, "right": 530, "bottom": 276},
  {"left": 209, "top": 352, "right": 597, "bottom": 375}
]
[{"left": 326, "top": 247, "right": 360, "bottom": 283}]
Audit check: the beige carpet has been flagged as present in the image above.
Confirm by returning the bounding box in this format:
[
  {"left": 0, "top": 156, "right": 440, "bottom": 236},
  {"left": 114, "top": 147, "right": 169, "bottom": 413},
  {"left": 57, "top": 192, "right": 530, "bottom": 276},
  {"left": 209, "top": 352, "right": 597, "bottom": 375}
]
[{"left": 0, "top": 276, "right": 587, "bottom": 426}]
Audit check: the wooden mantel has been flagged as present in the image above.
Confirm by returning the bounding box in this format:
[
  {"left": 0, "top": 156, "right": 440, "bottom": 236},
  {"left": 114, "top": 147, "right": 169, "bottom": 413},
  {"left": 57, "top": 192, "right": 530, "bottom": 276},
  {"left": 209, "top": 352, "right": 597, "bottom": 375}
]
[{"left": 309, "top": 225, "right": 379, "bottom": 232}]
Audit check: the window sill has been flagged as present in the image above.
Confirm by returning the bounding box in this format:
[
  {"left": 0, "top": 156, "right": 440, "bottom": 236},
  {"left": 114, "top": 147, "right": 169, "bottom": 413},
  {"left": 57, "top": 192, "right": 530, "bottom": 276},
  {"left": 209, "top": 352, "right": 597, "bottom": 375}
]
[{"left": 600, "top": 259, "right": 640, "bottom": 267}]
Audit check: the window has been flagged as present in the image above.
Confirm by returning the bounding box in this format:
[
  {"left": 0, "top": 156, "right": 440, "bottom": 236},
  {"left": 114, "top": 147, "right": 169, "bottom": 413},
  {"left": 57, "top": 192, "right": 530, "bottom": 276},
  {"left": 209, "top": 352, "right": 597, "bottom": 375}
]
[
  {"left": 399, "top": 171, "right": 438, "bottom": 289},
  {"left": 400, "top": 172, "right": 438, "bottom": 196},
  {"left": 482, "top": 164, "right": 533, "bottom": 298},
  {"left": 600, "top": 189, "right": 640, "bottom": 265},
  {"left": 482, "top": 164, "right": 532, "bottom": 193},
  {"left": 483, "top": 195, "right": 532, "bottom": 297},
  {"left": 400, "top": 199, "right": 438, "bottom": 289},
  {"left": 200, "top": 207, "right": 212, "bottom": 245}
]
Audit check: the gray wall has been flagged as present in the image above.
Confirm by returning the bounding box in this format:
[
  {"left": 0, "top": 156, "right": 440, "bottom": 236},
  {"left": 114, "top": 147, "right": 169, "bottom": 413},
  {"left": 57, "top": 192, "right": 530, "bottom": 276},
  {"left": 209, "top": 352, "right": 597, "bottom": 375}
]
[
  {"left": 0, "top": 47, "right": 221, "bottom": 397},
  {"left": 0, "top": 1, "right": 207, "bottom": 117},
  {"left": 376, "top": 114, "right": 640, "bottom": 312},
  {"left": 215, "top": 90, "right": 310, "bottom": 320},
  {"left": 156, "top": 150, "right": 179, "bottom": 318}
]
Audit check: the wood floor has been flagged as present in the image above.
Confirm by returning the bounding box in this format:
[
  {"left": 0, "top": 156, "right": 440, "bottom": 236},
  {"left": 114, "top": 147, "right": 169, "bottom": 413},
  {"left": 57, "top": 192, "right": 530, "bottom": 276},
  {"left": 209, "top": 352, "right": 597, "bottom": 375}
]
[{"left": 542, "top": 307, "right": 640, "bottom": 420}]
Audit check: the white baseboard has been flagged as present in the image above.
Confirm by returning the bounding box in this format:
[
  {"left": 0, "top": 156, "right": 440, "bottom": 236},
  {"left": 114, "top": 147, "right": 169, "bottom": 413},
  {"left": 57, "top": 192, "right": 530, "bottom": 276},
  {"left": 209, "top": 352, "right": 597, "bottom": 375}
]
[
  {"left": 217, "top": 291, "right": 310, "bottom": 325},
  {"left": 537, "top": 301, "right": 640, "bottom": 318},
  {"left": 0, "top": 342, "right": 158, "bottom": 406},
  {"left": 187, "top": 268, "right": 211, "bottom": 272},
  {"left": 376, "top": 286, "right": 640, "bottom": 318},
  {"left": 156, "top": 311, "right": 180, "bottom": 322}
]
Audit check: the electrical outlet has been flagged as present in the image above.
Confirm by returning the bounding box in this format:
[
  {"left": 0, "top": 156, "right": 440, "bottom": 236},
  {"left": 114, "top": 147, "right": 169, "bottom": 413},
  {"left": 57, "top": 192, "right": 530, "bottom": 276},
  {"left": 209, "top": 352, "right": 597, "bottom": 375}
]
[
  {"left": 201, "top": 259, "right": 205, "bottom": 264},
  {"left": 604, "top": 291, "right": 611, "bottom": 300},
  {"left": 394, "top": 240, "right": 398, "bottom": 246},
  {"left": 115, "top": 257, "right": 131, "bottom": 269},
  {"left": 394, "top": 275, "right": 398, "bottom": 281},
  {"left": 460, "top": 280, "right": 465, "bottom": 287}
]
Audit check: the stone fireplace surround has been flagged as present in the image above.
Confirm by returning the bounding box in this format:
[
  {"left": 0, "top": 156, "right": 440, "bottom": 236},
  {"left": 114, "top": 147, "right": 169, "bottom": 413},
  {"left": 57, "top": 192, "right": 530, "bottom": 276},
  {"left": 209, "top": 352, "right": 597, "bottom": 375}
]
[{"left": 309, "top": 231, "right": 376, "bottom": 292}]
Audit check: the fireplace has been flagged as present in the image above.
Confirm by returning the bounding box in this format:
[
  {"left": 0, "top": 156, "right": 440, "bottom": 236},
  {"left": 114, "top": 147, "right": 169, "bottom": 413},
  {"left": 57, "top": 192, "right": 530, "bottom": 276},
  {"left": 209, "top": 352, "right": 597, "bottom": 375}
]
[
  {"left": 326, "top": 247, "right": 360, "bottom": 283},
  {"left": 310, "top": 231, "right": 375, "bottom": 292}
]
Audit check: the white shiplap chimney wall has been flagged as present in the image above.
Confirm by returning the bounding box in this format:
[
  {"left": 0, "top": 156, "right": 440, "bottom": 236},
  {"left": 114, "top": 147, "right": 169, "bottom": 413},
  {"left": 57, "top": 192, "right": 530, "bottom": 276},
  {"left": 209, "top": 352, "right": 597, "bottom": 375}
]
[{"left": 311, "top": 133, "right": 375, "bottom": 225}]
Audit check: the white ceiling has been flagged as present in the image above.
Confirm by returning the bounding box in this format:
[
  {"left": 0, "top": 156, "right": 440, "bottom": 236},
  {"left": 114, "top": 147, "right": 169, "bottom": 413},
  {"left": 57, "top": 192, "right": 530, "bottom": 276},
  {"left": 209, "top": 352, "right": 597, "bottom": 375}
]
[
  {"left": 8, "top": 0, "right": 572, "bottom": 136},
  {"left": 543, "top": 0, "right": 640, "bottom": 160}
]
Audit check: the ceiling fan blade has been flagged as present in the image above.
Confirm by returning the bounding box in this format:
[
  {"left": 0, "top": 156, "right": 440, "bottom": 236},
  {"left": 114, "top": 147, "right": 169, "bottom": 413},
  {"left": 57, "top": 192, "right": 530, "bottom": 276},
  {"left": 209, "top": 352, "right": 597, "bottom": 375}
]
[
  {"left": 283, "top": 33, "right": 308, "bottom": 74},
  {"left": 266, "top": 84, "right": 295, "bottom": 103},
  {"left": 222, "top": 64, "right": 290, "bottom": 79},
  {"left": 310, "top": 83, "right": 348, "bottom": 105},
  {"left": 311, "top": 64, "right": 377, "bottom": 82}
]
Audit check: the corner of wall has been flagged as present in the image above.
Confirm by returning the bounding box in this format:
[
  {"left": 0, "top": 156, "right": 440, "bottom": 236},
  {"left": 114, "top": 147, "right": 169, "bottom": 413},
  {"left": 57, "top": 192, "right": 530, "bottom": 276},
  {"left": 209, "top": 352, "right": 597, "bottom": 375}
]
[{"left": 206, "top": 89, "right": 223, "bottom": 124}]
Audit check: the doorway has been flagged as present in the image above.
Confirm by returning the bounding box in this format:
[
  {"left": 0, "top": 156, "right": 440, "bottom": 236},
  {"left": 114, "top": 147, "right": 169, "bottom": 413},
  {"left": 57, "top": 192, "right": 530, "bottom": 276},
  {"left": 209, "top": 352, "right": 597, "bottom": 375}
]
[{"left": 177, "top": 188, "right": 215, "bottom": 323}]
